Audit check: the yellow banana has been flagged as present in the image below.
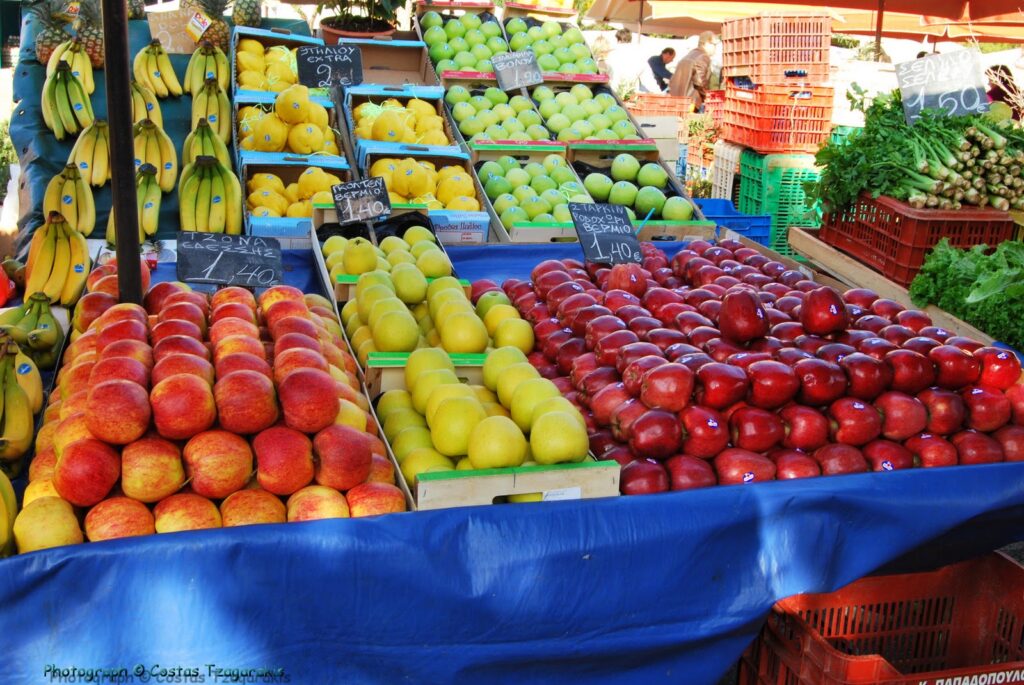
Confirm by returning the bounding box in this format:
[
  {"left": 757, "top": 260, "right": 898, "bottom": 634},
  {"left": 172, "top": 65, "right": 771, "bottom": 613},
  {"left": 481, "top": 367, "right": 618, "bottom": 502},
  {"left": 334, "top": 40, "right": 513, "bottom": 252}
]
[
  {"left": 154, "top": 42, "right": 182, "bottom": 97},
  {"left": 65, "top": 41, "right": 94, "bottom": 95},
  {"left": 130, "top": 80, "right": 162, "bottom": 126},
  {"left": 152, "top": 123, "right": 178, "bottom": 193},
  {"left": 0, "top": 355, "right": 35, "bottom": 461},
  {"left": 0, "top": 466, "right": 16, "bottom": 556},
  {"left": 132, "top": 120, "right": 148, "bottom": 171},
  {"left": 58, "top": 171, "right": 79, "bottom": 232},
  {"left": 52, "top": 69, "right": 77, "bottom": 139},
  {"left": 40, "top": 72, "right": 55, "bottom": 133},
  {"left": 25, "top": 222, "right": 50, "bottom": 276},
  {"left": 179, "top": 163, "right": 202, "bottom": 232},
  {"left": 73, "top": 164, "right": 94, "bottom": 236},
  {"left": 191, "top": 81, "right": 209, "bottom": 131},
  {"left": 220, "top": 162, "right": 242, "bottom": 236},
  {"left": 144, "top": 124, "right": 161, "bottom": 173},
  {"left": 146, "top": 48, "right": 168, "bottom": 98},
  {"left": 59, "top": 227, "right": 90, "bottom": 306},
  {"left": 46, "top": 39, "right": 72, "bottom": 77},
  {"left": 184, "top": 45, "right": 202, "bottom": 95},
  {"left": 138, "top": 164, "right": 161, "bottom": 237},
  {"left": 68, "top": 120, "right": 97, "bottom": 186},
  {"left": 132, "top": 47, "right": 155, "bottom": 93},
  {"left": 178, "top": 161, "right": 196, "bottom": 198},
  {"left": 24, "top": 220, "right": 56, "bottom": 298},
  {"left": 63, "top": 65, "right": 93, "bottom": 131},
  {"left": 42, "top": 222, "right": 70, "bottom": 302},
  {"left": 208, "top": 162, "right": 226, "bottom": 233},
  {"left": 91, "top": 120, "right": 110, "bottom": 187},
  {"left": 42, "top": 171, "right": 64, "bottom": 218},
  {"left": 195, "top": 164, "right": 212, "bottom": 233},
  {"left": 105, "top": 209, "right": 116, "bottom": 245},
  {"left": 211, "top": 81, "right": 231, "bottom": 142},
  {"left": 182, "top": 129, "right": 197, "bottom": 167},
  {"left": 211, "top": 45, "right": 229, "bottom": 91},
  {"left": 12, "top": 348, "right": 43, "bottom": 413}
]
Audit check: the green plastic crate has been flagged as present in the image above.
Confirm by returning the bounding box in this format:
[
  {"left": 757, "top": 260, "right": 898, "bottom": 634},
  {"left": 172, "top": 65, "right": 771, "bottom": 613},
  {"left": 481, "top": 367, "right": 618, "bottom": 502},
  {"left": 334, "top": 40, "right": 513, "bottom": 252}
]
[
  {"left": 829, "top": 125, "right": 863, "bottom": 147},
  {"left": 738, "top": 150, "right": 821, "bottom": 257}
]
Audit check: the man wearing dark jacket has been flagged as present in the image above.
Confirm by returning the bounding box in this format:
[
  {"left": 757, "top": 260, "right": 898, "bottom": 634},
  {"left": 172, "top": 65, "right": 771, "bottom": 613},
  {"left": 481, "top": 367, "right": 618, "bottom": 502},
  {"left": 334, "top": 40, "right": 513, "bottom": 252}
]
[
  {"left": 668, "top": 31, "right": 717, "bottom": 110},
  {"left": 647, "top": 48, "right": 675, "bottom": 92}
]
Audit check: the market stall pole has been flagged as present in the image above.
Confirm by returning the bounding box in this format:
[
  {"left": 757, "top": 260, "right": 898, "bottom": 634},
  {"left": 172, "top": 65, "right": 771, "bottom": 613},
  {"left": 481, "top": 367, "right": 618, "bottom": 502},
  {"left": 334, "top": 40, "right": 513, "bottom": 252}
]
[{"left": 100, "top": 0, "right": 143, "bottom": 304}]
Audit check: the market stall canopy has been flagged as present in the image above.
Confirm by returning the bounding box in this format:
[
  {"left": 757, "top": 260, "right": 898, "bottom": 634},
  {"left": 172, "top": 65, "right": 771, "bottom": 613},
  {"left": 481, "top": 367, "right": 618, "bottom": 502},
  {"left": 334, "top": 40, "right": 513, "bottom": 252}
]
[
  {"left": 832, "top": 10, "right": 1024, "bottom": 42},
  {"left": 645, "top": 0, "right": 1023, "bottom": 21},
  {"left": 585, "top": 0, "right": 845, "bottom": 34}
]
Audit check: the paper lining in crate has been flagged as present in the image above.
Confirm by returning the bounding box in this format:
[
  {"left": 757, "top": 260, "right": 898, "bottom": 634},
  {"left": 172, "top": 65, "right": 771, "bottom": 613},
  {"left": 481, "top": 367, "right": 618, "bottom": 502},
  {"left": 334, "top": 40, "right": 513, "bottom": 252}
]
[
  {"left": 233, "top": 95, "right": 342, "bottom": 168},
  {"left": 355, "top": 141, "right": 492, "bottom": 243},
  {"left": 230, "top": 26, "right": 326, "bottom": 103},
  {"left": 343, "top": 84, "right": 459, "bottom": 158},
  {"left": 336, "top": 36, "right": 440, "bottom": 87},
  {"left": 242, "top": 154, "right": 351, "bottom": 237}
]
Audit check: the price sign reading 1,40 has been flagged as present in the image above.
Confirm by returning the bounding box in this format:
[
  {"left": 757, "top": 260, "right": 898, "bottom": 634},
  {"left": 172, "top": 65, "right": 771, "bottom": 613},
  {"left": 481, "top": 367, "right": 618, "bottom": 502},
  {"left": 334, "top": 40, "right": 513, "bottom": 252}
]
[
  {"left": 568, "top": 202, "right": 642, "bottom": 266},
  {"left": 331, "top": 177, "right": 391, "bottom": 226}
]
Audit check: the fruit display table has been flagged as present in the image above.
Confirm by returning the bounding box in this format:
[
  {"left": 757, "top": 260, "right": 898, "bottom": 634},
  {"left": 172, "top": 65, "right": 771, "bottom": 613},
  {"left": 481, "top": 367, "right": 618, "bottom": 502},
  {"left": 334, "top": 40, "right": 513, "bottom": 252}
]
[{"left": 2, "top": 245, "right": 1024, "bottom": 684}]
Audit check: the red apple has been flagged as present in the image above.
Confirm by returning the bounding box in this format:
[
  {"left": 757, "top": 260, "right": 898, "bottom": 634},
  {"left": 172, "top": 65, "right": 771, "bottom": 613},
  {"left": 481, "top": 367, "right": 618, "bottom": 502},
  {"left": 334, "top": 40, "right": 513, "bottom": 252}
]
[
  {"left": 770, "top": 449, "right": 821, "bottom": 479},
  {"left": 718, "top": 290, "right": 769, "bottom": 343},
  {"left": 800, "top": 286, "right": 848, "bottom": 336},
  {"left": 628, "top": 409, "right": 682, "bottom": 460},
  {"left": 840, "top": 353, "right": 894, "bottom": 401},
  {"left": 903, "top": 336, "right": 941, "bottom": 355},
  {"left": 620, "top": 458, "right": 669, "bottom": 495},
  {"left": 695, "top": 362, "right": 749, "bottom": 409},
  {"left": 815, "top": 343, "right": 857, "bottom": 365},
  {"left": 961, "top": 385, "right": 1012, "bottom": 432},
  {"left": 554, "top": 337, "right": 588, "bottom": 375},
  {"left": 590, "top": 382, "right": 633, "bottom": 427},
  {"left": 929, "top": 345, "right": 982, "bottom": 389},
  {"left": 714, "top": 448, "right": 776, "bottom": 485},
  {"left": 873, "top": 391, "right": 928, "bottom": 440},
  {"left": 584, "top": 315, "right": 627, "bottom": 350},
  {"left": 858, "top": 337, "right": 899, "bottom": 360},
  {"left": 780, "top": 404, "right": 830, "bottom": 451},
  {"left": 813, "top": 443, "right": 868, "bottom": 475},
  {"left": 905, "top": 433, "right": 958, "bottom": 468},
  {"left": 945, "top": 336, "right": 985, "bottom": 353},
  {"left": 951, "top": 430, "right": 1004, "bottom": 464},
  {"left": 917, "top": 388, "right": 967, "bottom": 435},
  {"left": 793, "top": 358, "right": 847, "bottom": 406},
  {"left": 993, "top": 425, "right": 1024, "bottom": 461},
  {"left": 621, "top": 353, "right": 669, "bottom": 395},
  {"left": 746, "top": 360, "right": 799, "bottom": 409},
  {"left": 885, "top": 349, "right": 936, "bottom": 394},
  {"left": 829, "top": 397, "right": 882, "bottom": 445},
  {"left": 594, "top": 329, "right": 640, "bottom": 367},
  {"left": 974, "top": 347, "right": 1023, "bottom": 390},
  {"left": 843, "top": 288, "right": 879, "bottom": 307},
  {"left": 730, "top": 406, "right": 784, "bottom": 452},
  {"left": 664, "top": 454, "right": 716, "bottom": 490}
]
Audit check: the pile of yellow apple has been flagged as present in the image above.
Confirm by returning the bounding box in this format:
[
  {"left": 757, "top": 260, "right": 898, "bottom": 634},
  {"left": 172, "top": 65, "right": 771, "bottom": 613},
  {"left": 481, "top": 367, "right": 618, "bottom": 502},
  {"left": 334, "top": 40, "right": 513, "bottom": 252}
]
[
  {"left": 238, "top": 85, "right": 341, "bottom": 156},
  {"left": 322, "top": 227, "right": 453, "bottom": 283},
  {"left": 377, "top": 346, "right": 590, "bottom": 488},
  {"left": 235, "top": 38, "right": 301, "bottom": 93},
  {"left": 352, "top": 98, "right": 451, "bottom": 147},
  {"left": 248, "top": 167, "right": 341, "bottom": 219},
  {"left": 368, "top": 157, "right": 481, "bottom": 211}
]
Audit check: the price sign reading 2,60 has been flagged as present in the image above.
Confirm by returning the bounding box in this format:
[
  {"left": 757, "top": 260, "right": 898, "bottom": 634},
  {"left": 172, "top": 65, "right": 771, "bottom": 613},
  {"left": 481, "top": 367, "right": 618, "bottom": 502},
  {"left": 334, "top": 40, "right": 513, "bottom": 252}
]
[
  {"left": 896, "top": 50, "right": 990, "bottom": 124},
  {"left": 568, "top": 202, "right": 642, "bottom": 266}
]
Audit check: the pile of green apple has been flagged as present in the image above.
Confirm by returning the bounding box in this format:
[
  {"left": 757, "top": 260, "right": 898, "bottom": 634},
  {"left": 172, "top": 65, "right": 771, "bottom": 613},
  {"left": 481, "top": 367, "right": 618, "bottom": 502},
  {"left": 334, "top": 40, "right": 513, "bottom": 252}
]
[
  {"left": 477, "top": 153, "right": 593, "bottom": 229},
  {"left": 581, "top": 153, "right": 695, "bottom": 221},
  {"left": 421, "top": 11, "right": 510, "bottom": 74},
  {"left": 532, "top": 84, "right": 640, "bottom": 142},
  {"left": 445, "top": 85, "right": 551, "bottom": 143},
  {"left": 504, "top": 18, "right": 598, "bottom": 74}
]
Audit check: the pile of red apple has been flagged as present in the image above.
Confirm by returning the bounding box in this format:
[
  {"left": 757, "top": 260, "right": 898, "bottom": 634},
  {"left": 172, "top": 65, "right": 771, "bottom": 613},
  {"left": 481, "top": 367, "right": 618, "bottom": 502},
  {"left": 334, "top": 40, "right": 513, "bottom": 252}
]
[
  {"left": 23, "top": 278, "right": 406, "bottom": 550},
  {"left": 474, "top": 239, "right": 1024, "bottom": 495}
]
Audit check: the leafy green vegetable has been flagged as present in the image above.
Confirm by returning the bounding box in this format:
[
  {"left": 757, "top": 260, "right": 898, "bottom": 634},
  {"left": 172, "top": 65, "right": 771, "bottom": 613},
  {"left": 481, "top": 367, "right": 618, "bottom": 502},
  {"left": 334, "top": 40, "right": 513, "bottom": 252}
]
[{"left": 909, "top": 239, "right": 1024, "bottom": 348}]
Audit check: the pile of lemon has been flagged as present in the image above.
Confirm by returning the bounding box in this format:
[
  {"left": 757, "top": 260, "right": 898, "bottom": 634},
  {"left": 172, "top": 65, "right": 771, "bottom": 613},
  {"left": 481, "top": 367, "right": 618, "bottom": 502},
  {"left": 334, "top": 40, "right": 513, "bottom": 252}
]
[
  {"left": 368, "top": 157, "right": 481, "bottom": 212},
  {"left": 238, "top": 84, "right": 341, "bottom": 156},
  {"left": 235, "top": 38, "right": 301, "bottom": 93},
  {"left": 322, "top": 227, "right": 453, "bottom": 283},
  {"left": 352, "top": 99, "right": 451, "bottom": 147},
  {"left": 247, "top": 167, "right": 342, "bottom": 219}
]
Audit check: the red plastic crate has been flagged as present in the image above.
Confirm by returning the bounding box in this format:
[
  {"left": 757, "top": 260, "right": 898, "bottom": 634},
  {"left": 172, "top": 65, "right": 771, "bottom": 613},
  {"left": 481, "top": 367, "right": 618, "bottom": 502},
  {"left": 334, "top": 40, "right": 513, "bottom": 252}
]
[
  {"left": 723, "top": 81, "right": 833, "bottom": 154},
  {"left": 739, "top": 553, "right": 1024, "bottom": 685},
  {"left": 820, "top": 193, "right": 1015, "bottom": 287},
  {"left": 722, "top": 13, "right": 831, "bottom": 84},
  {"left": 704, "top": 90, "right": 725, "bottom": 128}
]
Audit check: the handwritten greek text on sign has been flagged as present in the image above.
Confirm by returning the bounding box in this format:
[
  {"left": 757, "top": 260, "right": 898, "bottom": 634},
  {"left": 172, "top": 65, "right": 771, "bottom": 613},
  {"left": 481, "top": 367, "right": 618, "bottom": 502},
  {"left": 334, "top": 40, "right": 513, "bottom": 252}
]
[
  {"left": 896, "top": 51, "right": 989, "bottom": 124},
  {"left": 176, "top": 232, "right": 283, "bottom": 287},
  {"left": 568, "top": 202, "right": 642, "bottom": 265},
  {"left": 296, "top": 45, "right": 364, "bottom": 88},
  {"left": 331, "top": 177, "right": 391, "bottom": 225},
  {"left": 493, "top": 51, "right": 544, "bottom": 92}
]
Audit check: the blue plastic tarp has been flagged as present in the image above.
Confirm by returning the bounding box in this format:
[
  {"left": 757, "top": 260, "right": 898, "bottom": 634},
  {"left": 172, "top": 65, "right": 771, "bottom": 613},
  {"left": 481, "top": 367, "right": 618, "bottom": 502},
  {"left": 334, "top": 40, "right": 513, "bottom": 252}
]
[{"left": 1, "top": 246, "right": 1023, "bottom": 683}]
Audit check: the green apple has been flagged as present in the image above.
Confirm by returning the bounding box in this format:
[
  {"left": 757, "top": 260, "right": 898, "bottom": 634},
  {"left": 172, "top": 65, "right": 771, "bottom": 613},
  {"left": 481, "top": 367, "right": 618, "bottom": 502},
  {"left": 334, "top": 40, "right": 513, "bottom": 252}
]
[
  {"left": 552, "top": 204, "right": 572, "bottom": 222},
  {"left": 561, "top": 103, "right": 586, "bottom": 123},
  {"left": 509, "top": 95, "right": 533, "bottom": 113},
  {"left": 581, "top": 100, "right": 603, "bottom": 117},
  {"left": 460, "top": 116, "right": 485, "bottom": 137},
  {"left": 421, "top": 11, "right": 443, "bottom": 29},
  {"left": 540, "top": 188, "right": 565, "bottom": 208},
  {"left": 588, "top": 112, "right": 612, "bottom": 131},
  {"left": 454, "top": 52, "right": 477, "bottom": 69},
  {"left": 497, "top": 156, "right": 520, "bottom": 172},
  {"left": 554, "top": 92, "right": 577, "bottom": 108},
  {"left": 477, "top": 110, "right": 499, "bottom": 128},
  {"left": 428, "top": 42, "right": 454, "bottom": 63},
  {"left": 533, "top": 86, "right": 555, "bottom": 102},
  {"left": 537, "top": 54, "right": 560, "bottom": 71},
  {"left": 662, "top": 196, "right": 694, "bottom": 221},
  {"left": 637, "top": 163, "right": 668, "bottom": 189},
  {"left": 635, "top": 186, "right": 666, "bottom": 218},
  {"left": 503, "top": 118, "right": 526, "bottom": 135},
  {"left": 444, "top": 19, "right": 467, "bottom": 39},
  {"left": 611, "top": 154, "right": 640, "bottom": 182},
  {"left": 461, "top": 12, "right": 482, "bottom": 30},
  {"left": 612, "top": 120, "right": 637, "bottom": 138},
  {"left": 470, "top": 95, "right": 491, "bottom": 112},
  {"left": 518, "top": 110, "right": 542, "bottom": 128},
  {"left": 505, "top": 17, "right": 528, "bottom": 36},
  {"left": 557, "top": 127, "right": 583, "bottom": 142},
  {"left": 527, "top": 124, "right": 550, "bottom": 140},
  {"left": 548, "top": 35, "right": 568, "bottom": 50},
  {"left": 577, "top": 58, "right": 598, "bottom": 74},
  {"left": 524, "top": 162, "right": 546, "bottom": 178},
  {"left": 560, "top": 63, "right": 579, "bottom": 74},
  {"left": 550, "top": 166, "right": 575, "bottom": 185},
  {"left": 484, "top": 175, "right": 512, "bottom": 200},
  {"left": 509, "top": 33, "right": 531, "bottom": 52},
  {"left": 475, "top": 60, "right": 494, "bottom": 73},
  {"left": 543, "top": 154, "right": 565, "bottom": 173},
  {"left": 423, "top": 25, "right": 447, "bottom": 46},
  {"left": 481, "top": 21, "right": 502, "bottom": 38},
  {"left": 594, "top": 93, "right": 616, "bottom": 110},
  {"left": 569, "top": 194, "right": 593, "bottom": 203},
  {"left": 505, "top": 168, "right": 531, "bottom": 188},
  {"left": 484, "top": 124, "right": 506, "bottom": 139},
  {"left": 624, "top": 207, "right": 636, "bottom": 221},
  {"left": 436, "top": 59, "right": 458, "bottom": 74},
  {"left": 564, "top": 27, "right": 584, "bottom": 44},
  {"left": 521, "top": 196, "right": 552, "bottom": 219},
  {"left": 449, "top": 37, "right": 469, "bottom": 54},
  {"left": 476, "top": 290, "right": 511, "bottom": 319},
  {"left": 451, "top": 102, "right": 475, "bottom": 123},
  {"left": 527, "top": 26, "right": 545, "bottom": 42},
  {"left": 478, "top": 161, "right": 504, "bottom": 181},
  {"left": 533, "top": 40, "right": 554, "bottom": 57},
  {"left": 537, "top": 99, "right": 561, "bottom": 120},
  {"left": 533, "top": 213, "right": 555, "bottom": 223},
  {"left": 471, "top": 44, "right": 492, "bottom": 62},
  {"left": 545, "top": 113, "right": 571, "bottom": 133},
  {"left": 569, "top": 44, "right": 591, "bottom": 61},
  {"left": 492, "top": 103, "right": 515, "bottom": 122},
  {"left": 595, "top": 128, "right": 617, "bottom": 139},
  {"left": 569, "top": 84, "right": 593, "bottom": 101},
  {"left": 465, "top": 29, "right": 486, "bottom": 47},
  {"left": 573, "top": 120, "right": 595, "bottom": 137},
  {"left": 608, "top": 181, "right": 638, "bottom": 207},
  {"left": 445, "top": 85, "right": 471, "bottom": 106},
  {"left": 492, "top": 193, "right": 518, "bottom": 215},
  {"left": 553, "top": 47, "right": 575, "bottom": 65},
  {"left": 541, "top": 20, "right": 561, "bottom": 37},
  {"left": 559, "top": 181, "right": 585, "bottom": 197},
  {"left": 531, "top": 175, "right": 557, "bottom": 194},
  {"left": 486, "top": 37, "right": 508, "bottom": 55},
  {"left": 605, "top": 105, "right": 628, "bottom": 122},
  {"left": 512, "top": 186, "right": 537, "bottom": 203},
  {"left": 484, "top": 87, "right": 508, "bottom": 106},
  {"left": 507, "top": 131, "right": 531, "bottom": 141},
  {"left": 500, "top": 206, "right": 529, "bottom": 229},
  {"left": 583, "top": 173, "right": 612, "bottom": 201}
]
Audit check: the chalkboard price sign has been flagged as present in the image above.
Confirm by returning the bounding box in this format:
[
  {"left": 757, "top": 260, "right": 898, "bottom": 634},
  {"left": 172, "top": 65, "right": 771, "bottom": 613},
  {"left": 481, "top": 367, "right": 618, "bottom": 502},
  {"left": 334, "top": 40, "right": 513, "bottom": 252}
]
[
  {"left": 176, "top": 232, "right": 283, "bottom": 287},
  {"left": 297, "top": 45, "right": 363, "bottom": 88},
  {"left": 492, "top": 50, "right": 543, "bottom": 91},
  {"left": 568, "top": 202, "right": 642, "bottom": 265},
  {"left": 331, "top": 177, "right": 391, "bottom": 225},
  {"left": 896, "top": 50, "right": 989, "bottom": 124}
]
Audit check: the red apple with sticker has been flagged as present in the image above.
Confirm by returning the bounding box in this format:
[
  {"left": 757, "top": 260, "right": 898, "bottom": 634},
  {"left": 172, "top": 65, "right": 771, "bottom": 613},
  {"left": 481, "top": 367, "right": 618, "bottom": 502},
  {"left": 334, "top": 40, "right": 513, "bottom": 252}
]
[
  {"left": 974, "top": 347, "right": 1023, "bottom": 390},
  {"left": 620, "top": 458, "right": 669, "bottom": 495},
  {"left": 769, "top": 449, "right": 822, "bottom": 479},
  {"left": 730, "top": 407, "right": 785, "bottom": 453},
  {"left": 874, "top": 391, "right": 928, "bottom": 440},
  {"left": 714, "top": 448, "right": 776, "bottom": 485},
  {"left": 863, "top": 439, "right": 915, "bottom": 471},
  {"left": 929, "top": 345, "right": 981, "bottom": 389},
  {"left": 904, "top": 433, "right": 958, "bottom": 468},
  {"left": 917, "top": 388, "right": 966, "bottom": 435},
  {"left": 793, "top": 358, "right": 847, "bottom": 406},
  {"left": 665, "top": 454, "right": 717, "bottom": 490},
  {"left": 780, "top": 404, "right": 830, "bottom": 451},
  {"left": 813, "top": 443, "right": 868, "bottom": 475},
  {"left": 829, "top": 397, "right": 882, "bottom": 445},
  {"left": 885, "top": 349, "right": 936, "bottom": 394},
  {"left": 695, "top": 362, "right": 749, "bottom": 410}
]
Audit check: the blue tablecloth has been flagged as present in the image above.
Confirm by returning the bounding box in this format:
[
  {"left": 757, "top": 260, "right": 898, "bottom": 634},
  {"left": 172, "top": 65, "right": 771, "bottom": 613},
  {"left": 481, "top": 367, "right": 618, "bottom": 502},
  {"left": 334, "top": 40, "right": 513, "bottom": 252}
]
[{"left": 1, "top": 244, "right": 1023, "bottom": 684}]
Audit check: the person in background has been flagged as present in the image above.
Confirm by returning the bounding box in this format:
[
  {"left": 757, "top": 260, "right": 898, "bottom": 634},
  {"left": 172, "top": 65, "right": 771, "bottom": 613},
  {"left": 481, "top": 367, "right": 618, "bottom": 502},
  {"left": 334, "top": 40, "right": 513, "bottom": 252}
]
[
  {"left": 647, "top": 48, "right": 675, "bottom": 92},
  {"left": 606, "top": 28, "right": 662, "bottom": 95},
  {"left": 667, "top": 31, "right": 717, "bottom": 110}
]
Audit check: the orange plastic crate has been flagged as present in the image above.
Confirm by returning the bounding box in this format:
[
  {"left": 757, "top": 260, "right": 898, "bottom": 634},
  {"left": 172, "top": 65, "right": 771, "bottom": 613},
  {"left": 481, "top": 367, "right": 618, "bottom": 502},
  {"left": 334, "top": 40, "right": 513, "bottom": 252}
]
[
  {"left": 723, "top": 81, "right": 833, "bottom": 154},
  {"left": 740, "top": 553, "right": 1024, "bottom": 685},
  {"left": 722, "top": 13, "right": 831, "bottom": 84},
  {"left": 624, "top": 93, "right": 694, "bottom": 118},
  {"left": 704, "top": 90, "right": 725, "bottom": 128},
  {"left": 820, "top": 192, "right": 1015, "bottom": 287}
]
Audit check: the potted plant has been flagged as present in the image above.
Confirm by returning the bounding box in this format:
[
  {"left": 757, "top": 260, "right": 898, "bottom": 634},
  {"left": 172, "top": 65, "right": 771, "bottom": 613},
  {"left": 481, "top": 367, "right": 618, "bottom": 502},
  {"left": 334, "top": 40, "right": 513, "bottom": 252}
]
[{"left": 317, "top": 0, "right": 401, "bottom": 44}]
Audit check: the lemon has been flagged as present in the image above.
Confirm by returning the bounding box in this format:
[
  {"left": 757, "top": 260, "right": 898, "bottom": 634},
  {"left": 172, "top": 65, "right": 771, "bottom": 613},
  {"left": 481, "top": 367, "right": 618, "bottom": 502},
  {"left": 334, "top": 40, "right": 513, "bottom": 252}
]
[
  {"left": 239, "top": 136, "right": 255, "bottom": 150},
  {"left": 322, "top": 235, "right": 347, "bottom": 256},
  {"left": 264, "top": 45, "right": 293, "bottom": 67},
  {"left": 322, "top": 138, "right": 340, "bottom": 156},
  {"left": 393, "top": 159, "right": 431, "bottom": 198},
  {"left": 247, "top": 172, "right": 285, "bottom": 195},
  {"left": 267, "top": 80, "right": 290, "bottom": 93},
  {"left": 353, "top": 102, "right": 376, "bottom": 120},
  {"left": 388, "top": 192, "right": 406, "bottom": 204},
  {"left": 310, "top": 191, "right": 333, "bottom": 205},
  {"left": 370, "top": 158, "right": 398, "bottom": 178},
  {"left": 265, "top": 61, "right": 297, "bottom": 87},
  {"left": 307, "top": 102, "right": 330, "bottom": 128},
  {"left": 437, "top": 166, "right": 465, "bottom": 182},
  {"left": 238, "top": 70, "right": 268, "bottom": 89},
  {"left": 287, "top": 123, "right": 324, "bottom": 154},
  {"left": 436, "top": 174, "right": 473, "bottom": 205},
  {"left": 371, "top": 111, "right": 406, "bottom": 143},
  {"left": 446, "top": 195, "right": 480, "bottom": 211},
  {"left": 236, "top": 51, "right": 265, "bottom": 74},
  {"left": 354, "top": 124, "right": 373, "bottom": 140},
  {"left": 251, "top": 113, "right": 289, "bottom": 152},
  {"left": 237, "top": 38, "right": 264, "bottom": 55},
  {"left": 247, "top": 189, "right": 289, "bottom": 216},
  {"left": 252, "top": 206, "right": 282, "bottom": 218},
  {"left": 275, "top": 84, "right": 311, "bottom": 125},
  {"left": 286, "top": 200, "right": 312, "bottom": 218},
  {"left": 416, "top": 115, "right": 445, "bottom": 133},
  {"left": 297, "top": 167, "right": 331, "bottom": 199},
  {"left": 342, "top": 237, "right": 378, "bottom": 275},
  {"left": 284, "top": 182, "right": 300, "bottom": 203},
  {"left": 419, "top": 130, "right": 449, "bottom": 146},
  {"left": 406, "top": 98, "right": 436, "bottom": 118}
]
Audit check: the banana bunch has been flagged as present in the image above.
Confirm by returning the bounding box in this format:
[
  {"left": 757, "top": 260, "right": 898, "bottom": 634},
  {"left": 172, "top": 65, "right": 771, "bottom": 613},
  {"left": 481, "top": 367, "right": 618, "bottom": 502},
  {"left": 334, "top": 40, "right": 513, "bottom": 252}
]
[
  {"left": 0, "top": 342, "right": 40, "bottom": 462},
  {"left": 133, "top": 40, "right": 182, "bottom": 99},
  {"left": 182, "top": 118, "right": 231, "bottom": 168},
  {"left": 179, "top": 155, "right": 242, "bottom": 234},
  {"left": 191, "top": 77, "right": 232, "bottom": 143},
  {"left": 106, "top": 164, "right": 160, "bottom": 244},
  {"left": 41, "top": 62, "right": 93, "bottom": 141},
  {"left": 0, "top": 466, "right": 15, "bottom": 554},
  {"left": 185, "top": 41, "right": 230, "bottom": 94},
  {"left": 43, "top": 163, "right": 95, "bottom": 235},
  {"left": 0, "top": 296, "right": 63, "bottom": 377},
  {"left": 67, "top": 119, "right": 110, "bottom": 188},
  {"left": 47, "top": 38, "right": 94, "bottom": 95},
  {"left": 24, "top": 212, "right": 91, "bottom": 306},
  {"left": 130, "top": 80, "right": 163, "bottom": 127},
  {"left": 132, "top": 119, "right": 177, "bottom": 193}
]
